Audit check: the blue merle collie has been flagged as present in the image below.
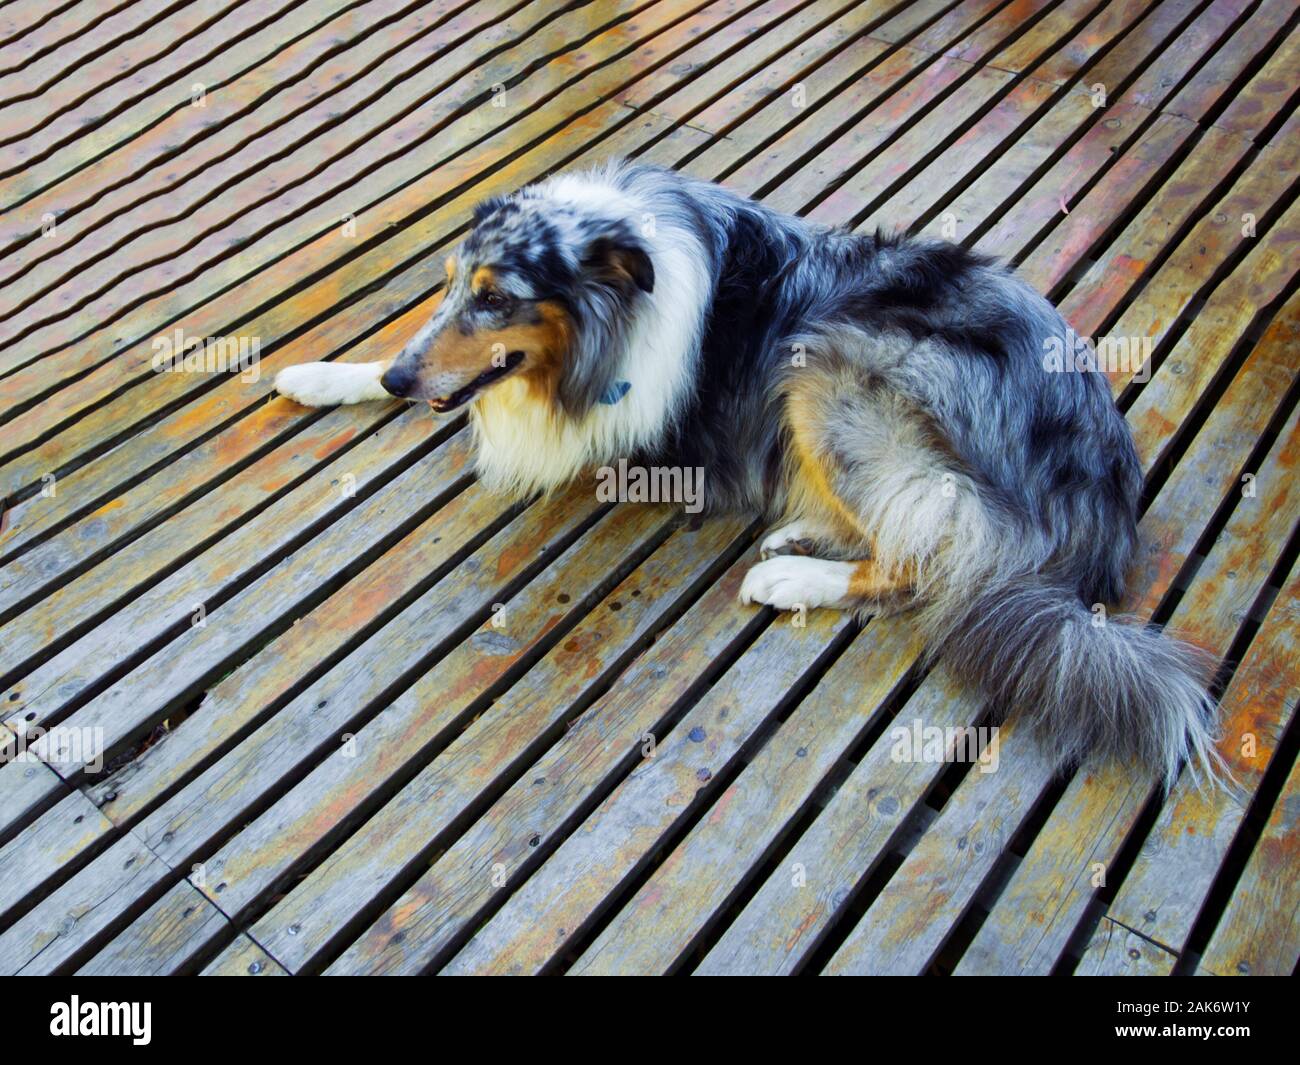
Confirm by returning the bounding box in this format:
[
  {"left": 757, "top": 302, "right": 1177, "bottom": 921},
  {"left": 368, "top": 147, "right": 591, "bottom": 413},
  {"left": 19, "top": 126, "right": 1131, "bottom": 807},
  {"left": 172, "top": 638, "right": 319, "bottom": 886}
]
[{"left": 275, "top": 160, "right": 1222, "bottom": 788}]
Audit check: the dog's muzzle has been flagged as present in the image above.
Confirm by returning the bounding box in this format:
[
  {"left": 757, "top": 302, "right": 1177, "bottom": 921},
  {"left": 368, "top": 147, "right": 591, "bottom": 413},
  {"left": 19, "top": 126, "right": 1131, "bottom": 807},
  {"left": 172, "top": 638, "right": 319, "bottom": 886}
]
[{"left": 424, "top": 350, "right": 526, "bottom": 412}]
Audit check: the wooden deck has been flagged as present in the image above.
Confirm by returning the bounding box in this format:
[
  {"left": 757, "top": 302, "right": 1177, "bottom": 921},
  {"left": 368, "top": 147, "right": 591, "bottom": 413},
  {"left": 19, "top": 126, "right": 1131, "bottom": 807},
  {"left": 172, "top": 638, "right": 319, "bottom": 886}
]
[{"left": 0, "top": 0, "right": 1297, "bottom": 977}]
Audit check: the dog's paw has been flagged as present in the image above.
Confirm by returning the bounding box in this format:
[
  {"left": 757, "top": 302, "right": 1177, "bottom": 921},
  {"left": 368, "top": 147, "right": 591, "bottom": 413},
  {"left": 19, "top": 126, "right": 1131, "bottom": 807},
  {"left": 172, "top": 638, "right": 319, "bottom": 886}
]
[
  {"left": 275, "top": 363, "right": 343, "bottom": 406},
  {"left": 740, "top": 557, "right": 852, "bottom": 611},
  {"left": 274, "top": 362, "right": 390, "bottom": 406},
  {"left": 760, "top": 521, "right": 819, "bottom": 559}
]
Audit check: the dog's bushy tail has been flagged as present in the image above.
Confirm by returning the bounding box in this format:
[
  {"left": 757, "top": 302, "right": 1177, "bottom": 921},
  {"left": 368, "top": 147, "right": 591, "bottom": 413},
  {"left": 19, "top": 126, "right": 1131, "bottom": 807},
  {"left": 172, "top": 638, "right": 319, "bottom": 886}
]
[{"left": 915, "top": 575, "right": 1225, "bottom": 791}]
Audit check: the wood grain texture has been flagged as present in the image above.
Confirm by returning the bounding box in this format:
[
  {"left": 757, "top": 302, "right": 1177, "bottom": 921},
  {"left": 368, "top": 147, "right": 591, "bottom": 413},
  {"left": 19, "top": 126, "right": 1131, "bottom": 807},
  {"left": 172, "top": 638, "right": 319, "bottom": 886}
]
[
  {"left": 328, "top": 556, "right": 766, "bottom": 975},
  {"left": 1199, "top": 751, "right": 1300, "bottom": 977},
  {"left": 443, "top": 609, "right": 854, "bottom": 974},
  {"left": 78, "top": 880, "right": 231, "bottom": 976},
  {"left": 571, "top": 619, "right": 923, "bottom": 975},
  {"left": 252, "top": 515, "right": 751, "bottom": 972},
  {"left": 201, "top": 933, "right": 289, "bottom": 976},
  {"left": 0, "top": 833, "right": 167, "bottom": 975},
  {"left": 3, "top": 0, "right": 1298, "bottom": 978}
]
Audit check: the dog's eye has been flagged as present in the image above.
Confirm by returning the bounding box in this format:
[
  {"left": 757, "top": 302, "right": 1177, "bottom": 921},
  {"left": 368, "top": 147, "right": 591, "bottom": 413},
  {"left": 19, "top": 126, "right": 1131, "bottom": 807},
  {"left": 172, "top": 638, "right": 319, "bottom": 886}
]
[{"left": 481, "top": 290, "right": 507, "bottom": 309}]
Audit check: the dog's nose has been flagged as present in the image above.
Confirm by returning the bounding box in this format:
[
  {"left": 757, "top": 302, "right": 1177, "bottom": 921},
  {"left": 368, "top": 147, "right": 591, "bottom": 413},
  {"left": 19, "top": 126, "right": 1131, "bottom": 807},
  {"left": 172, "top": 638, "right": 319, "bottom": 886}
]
[{"left": 380, "top": 362, "right": 417, "bottom": 397}]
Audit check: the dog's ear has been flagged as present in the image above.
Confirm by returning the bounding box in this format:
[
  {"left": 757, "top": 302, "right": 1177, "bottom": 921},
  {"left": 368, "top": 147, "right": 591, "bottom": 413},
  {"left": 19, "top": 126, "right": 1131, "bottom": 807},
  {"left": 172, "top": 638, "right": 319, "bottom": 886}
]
[
  {"left": 581, "top": 233, "right": 655, "bottom": 295},
  {"left": 556, "top": 227, "right": 652, "bottom": 418}
]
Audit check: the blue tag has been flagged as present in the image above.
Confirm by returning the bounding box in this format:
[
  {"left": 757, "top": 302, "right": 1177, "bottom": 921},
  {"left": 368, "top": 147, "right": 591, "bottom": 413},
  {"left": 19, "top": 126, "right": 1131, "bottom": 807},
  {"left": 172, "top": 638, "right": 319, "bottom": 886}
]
[{"left": 598, "top": 379, "right": 631, "bottom": 405}]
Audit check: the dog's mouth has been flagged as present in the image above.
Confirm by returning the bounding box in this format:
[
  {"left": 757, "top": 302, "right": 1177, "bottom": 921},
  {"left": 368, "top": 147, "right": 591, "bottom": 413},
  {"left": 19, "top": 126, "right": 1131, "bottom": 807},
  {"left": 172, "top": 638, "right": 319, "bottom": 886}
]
[{"left": 429, "top": 351, "right": 525, "bottom": 413}]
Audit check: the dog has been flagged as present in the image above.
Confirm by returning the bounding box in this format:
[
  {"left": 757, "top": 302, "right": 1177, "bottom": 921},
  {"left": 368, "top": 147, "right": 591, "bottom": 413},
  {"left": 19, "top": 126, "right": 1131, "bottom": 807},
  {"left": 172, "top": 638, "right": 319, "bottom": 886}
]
[{"left": 275, "top": 159, "right": 1222, "bottom": 789}]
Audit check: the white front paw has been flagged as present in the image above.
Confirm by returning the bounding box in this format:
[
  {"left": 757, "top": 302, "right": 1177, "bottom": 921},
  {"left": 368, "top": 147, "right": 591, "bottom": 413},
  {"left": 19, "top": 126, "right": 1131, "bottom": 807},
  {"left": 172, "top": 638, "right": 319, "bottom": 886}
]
[
  {"left": 275, "top": 363, "right": 344, "bottom": 406},
  {"left": 740, "top": 557, "right": 852, "bottom": 611},
  {"left": 274, "top": 362, "right": 390, "bottom": 406}
]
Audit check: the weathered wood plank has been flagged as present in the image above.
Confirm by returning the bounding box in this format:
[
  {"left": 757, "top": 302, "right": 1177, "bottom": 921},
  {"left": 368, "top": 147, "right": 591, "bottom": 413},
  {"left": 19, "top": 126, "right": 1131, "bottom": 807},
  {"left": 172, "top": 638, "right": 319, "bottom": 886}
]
[
  {"left": 820, "top": 713, "right": 1045, "bottom": 975},
  {"left": 929, "top": 0, "right": 1250, "bottom": 246},
  {"left": 0, "top": 290, "right": 430, "bottom": 561},
  {"left": 442, "top": 605, "right": 854, "bottom": 975},
  {"left": 570, "top": 618, "right": 923, "bottom": 975},
  {"left": 201, "top": 934, "right": 288, "bottom": 976},
  {"left": 1126, "top": 197, "right": 1300, "bottom": 467},
  {"left": 0, "top": 0, "right": 727, "bottom": 382},
  {"left": 807, "top": 0, "right": 1156, "bottom": 226},
  {"left": 733, "top": 46, "right": 971, "bottom": 211},
  {"left": 0, "top": 833, "right": 167, "bottom": 975},
  {"left": 808, "top": 65, "right": 1018, "bottom": 224},
  {"left": 327, "top": 556, "right": 764, "bottom": 975},
  {"left": 0, "top": 0, "right": 466, "bottom": 267},
  {"left": 1076, "top": 917, "right": 1180, "bottom": 976},
  {"left": 1005, "top": 0, "right": 1147, "bottom": 86},
  {"left": 615, "top": 0, "right": 866, "bottom": 119},
  {"left": 78, "top": 880, "right": 232, "bottom": 975},
  {"left": 0, "top": 0, "right": 236, "bottom": 136},
  {"left": 1016, "top": 80, "right": 1300, "bottom": 312},
  {"left": 0, "top": 789, "right": 113, "bottom": 921},
  {"left": 0, "top": 1, "right": 85, "bottom": 69},
  {"left": 175, "top": 503, "right": 672, "bottom": 937},
  {"left": 82, "top": 478, "right": 533, "bottom": 824},
  {"left": 665, "top": 0, "right": 923, "bottom": 136},
  {"left": 704, "top": 243, "right": 1300, "bottom": 977},
  {"left": 829, "top": 441, "right": 1299, "bottom": 975},
  {"left": 0, "top": 0, "right": 530, "bottom": 329},
  {"left": 0, "top": 13, "right": 760, "bottom": 497},
  {"left": 0, "top": 0, "right": 285, "bottom": 152},
  {"left": 1180, "top": 8, "right": 1300, "bottom": 137},
  {"left": 1097, "top": 117, "right": 1300, "bottom": 397},
  {"left": 0, "top": 0, "right": 363, "bottom": 207},
  {"left": 974, "top": 13, "right": 1299, "bottom": 267},
  {"left": 0, "top": 402, "right": 393, "bottom": 625},
  {"left": 0, "top": 0, "right": 141, "bottom": 87},
  {"left": 857, "top": 74, "right": 1060, "bottom": 232},
  {"left": 883, "top": 0, "right": 1231, "bottom": 240},
  {"left": 1057, "top": 125, "right": 1254, "bottom": 338},
  {"left": 695, "top": 669, "right": 984, "bottom": 975},
  {"left": 115, "top": 484, "right": 601, "bottom": 858},
  {"left": 0, "top": 743, "right": 66, "bottom": 841},
  {"left": 250, "top": 515, "right": 751, "bottom": 972},
  {"left": 1198, "top": 751, "right": 1300, "bottom": 977},
  {"left": 3, "top": 410, "right": 461, "bottom": 742},
  {"left": 1076, "top": 561, "right": 1300, "bottom": 974},
  {"left": 7, "top": 483, "right": 603, "bottom": 972},
  {"left": 1012, "top": 112, "right": 1200, "bottom": 295},
  {"left": 681, "top": 0, "right": 1011, "bottom": 183},
  {"left": 0, "top": 30, "right": 813, "bottom": 956},
  {"left": 717, "top": 0, "right": 1066, "bottom": 207}
]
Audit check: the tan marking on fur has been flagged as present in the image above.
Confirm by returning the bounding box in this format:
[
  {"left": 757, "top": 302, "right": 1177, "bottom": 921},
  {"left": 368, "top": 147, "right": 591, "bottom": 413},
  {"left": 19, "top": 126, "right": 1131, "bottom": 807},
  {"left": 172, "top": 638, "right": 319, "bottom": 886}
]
[
  {"left": 783, "top": 375, "right": 871, "bottom": 544},
  {"left": 445, "top": 255, "right": 457, "bottom": 281},
  {"left": 847, "top": 556, "right": 916, "bottom": 599},
  {"left": 471, "top": 265, "right": 497, "bottom": 293},
  {"left": 518, "top": 300, "right": 574, "bottom": 401},
  {"left": 423, "top": 300, "right": 573, "bottom": 400}
]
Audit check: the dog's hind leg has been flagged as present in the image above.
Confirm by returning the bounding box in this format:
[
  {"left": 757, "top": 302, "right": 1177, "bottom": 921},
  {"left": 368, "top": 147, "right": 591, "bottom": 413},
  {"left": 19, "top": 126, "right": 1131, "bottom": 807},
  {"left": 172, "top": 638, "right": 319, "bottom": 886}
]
[
  {"left": 274, "top": 360, "right": 394, "bottom": 406},
  {"left": 742, "top": 349, "right": 995, "bottom": 617}
]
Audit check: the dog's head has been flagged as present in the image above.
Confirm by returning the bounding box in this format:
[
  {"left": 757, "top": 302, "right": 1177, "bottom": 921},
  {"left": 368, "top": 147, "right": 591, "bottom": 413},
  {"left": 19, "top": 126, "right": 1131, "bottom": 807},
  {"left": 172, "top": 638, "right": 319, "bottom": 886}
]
[{"left": 382, "top": 183, "right": 655, "bottom": 416}]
